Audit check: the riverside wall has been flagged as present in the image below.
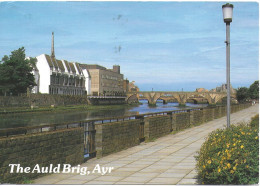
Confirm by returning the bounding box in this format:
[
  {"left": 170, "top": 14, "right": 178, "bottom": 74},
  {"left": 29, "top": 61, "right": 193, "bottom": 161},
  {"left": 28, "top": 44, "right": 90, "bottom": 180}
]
[
  {"left": 95, "top": 119, "right": 141, "bottom": 158},
  {"left": 94, "top": 104, "right": 251, "bottom": 156},
  {"left": 0, "top": 103, "right": 252, "bottom": 183},
  {"left": 0, "top": 128, "right": 84, "bottom": 184},
  {"left": 0, "top": 94, "right": 89, "bottom": 108},
  {"left": 0, "top": 94, "right": 127, "bottom": 108}
]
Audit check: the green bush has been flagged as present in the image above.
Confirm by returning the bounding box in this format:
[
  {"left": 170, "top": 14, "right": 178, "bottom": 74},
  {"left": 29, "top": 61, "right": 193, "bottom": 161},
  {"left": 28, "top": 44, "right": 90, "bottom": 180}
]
[
  {"left": 249, "top": 114, "right": 259, "bottom": 128},
  {"left": 195, "top": 119, "right": 259, "bottom": 184}
]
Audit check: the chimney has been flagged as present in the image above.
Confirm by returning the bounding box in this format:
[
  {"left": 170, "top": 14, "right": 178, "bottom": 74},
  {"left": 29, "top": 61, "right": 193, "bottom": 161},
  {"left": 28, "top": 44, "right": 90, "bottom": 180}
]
[
  {"left": 113, "top": 65, "right": 120, "bottom": 74},
  {"left": 51, "top": 32, "right": 55, "bottom": 58}
]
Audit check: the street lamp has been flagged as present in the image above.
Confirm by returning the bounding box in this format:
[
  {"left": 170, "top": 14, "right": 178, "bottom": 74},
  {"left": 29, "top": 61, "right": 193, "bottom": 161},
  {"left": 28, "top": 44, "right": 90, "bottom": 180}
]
[{"left": 222, "top": 3, "right": 234, "bottom": 128}]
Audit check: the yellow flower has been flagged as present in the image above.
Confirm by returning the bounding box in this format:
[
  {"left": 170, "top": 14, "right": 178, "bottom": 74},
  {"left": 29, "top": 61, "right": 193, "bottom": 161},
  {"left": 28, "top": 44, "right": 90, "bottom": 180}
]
[
  {"left": 241, "top": 145, "right": 244, "bottom": 149},
  {"left": 203, "top": 165, "right": 206, "bottom": 169},
  {"left": 227, "top": 153, "right": 231, "bottom": 159},
  {"left": 225, "top": 149, "right": 229, "bottom": 153},
  {"left": 241, "top": 132, "right": 245, "bottom": 135},
  {"left": 230, "top": 170, "right": 234, "bottom": 174},
  {"left": 218, "top": 168, "right": 221, "bottom": 173},
  {"left": 233, "top": 166, "right": 237, "bottom": 171},
  {"left": 227, "top": 144, "right": 230, "bottom": 148},
  {"left": 233, "top": 143, "right": 236, "bottom": 146},
  {"left": 255, "top": 136, "right": 258, "bottom": 140},
  {"left": 207, "top": 160, "right": 212, "bottom": 164},
  {"left": 246, "top": 165, "right": 249, "bottom": 168},
  {"left": 243, "top": 159, "right": 246, "bottom": 163},
  {"left": 227, "top": 163, "right": 231, "bottom": 169}
]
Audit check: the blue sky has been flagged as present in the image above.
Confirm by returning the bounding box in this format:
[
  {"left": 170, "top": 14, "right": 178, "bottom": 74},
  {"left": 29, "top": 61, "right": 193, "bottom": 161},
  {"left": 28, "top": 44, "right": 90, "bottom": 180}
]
[{"left": 0, "top": 1, "right": 258, "bottom": 91}]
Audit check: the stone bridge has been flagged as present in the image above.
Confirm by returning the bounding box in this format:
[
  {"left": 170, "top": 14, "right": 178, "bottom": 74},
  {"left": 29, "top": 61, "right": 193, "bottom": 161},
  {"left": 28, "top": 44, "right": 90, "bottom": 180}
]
[{"left": 126, "top": 91, "right": 237, "bottom": 105}]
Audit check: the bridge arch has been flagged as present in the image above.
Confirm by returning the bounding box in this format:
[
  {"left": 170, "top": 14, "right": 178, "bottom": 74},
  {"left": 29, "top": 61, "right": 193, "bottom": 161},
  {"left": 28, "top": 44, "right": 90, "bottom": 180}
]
[
  {"left": 126, "top": 94, "right": 139, "bottom": 104},
  {"left": 186, "top": 94, "right": 211, "bottom": 104},
  {"left": 156, "top": 95, "right": 181, "bottom": 105},
  {"left": 216, "top": 95, "right": 238, "bottom": 104}
]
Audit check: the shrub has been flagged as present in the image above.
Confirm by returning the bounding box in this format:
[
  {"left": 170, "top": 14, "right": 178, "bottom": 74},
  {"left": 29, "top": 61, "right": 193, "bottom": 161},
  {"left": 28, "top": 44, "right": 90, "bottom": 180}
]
[
  {"left": 249, "top": 114, "right": 259, "bottom": 128},
  {"left": 195, "top": 119, "right": 259, "bottom": 184}
]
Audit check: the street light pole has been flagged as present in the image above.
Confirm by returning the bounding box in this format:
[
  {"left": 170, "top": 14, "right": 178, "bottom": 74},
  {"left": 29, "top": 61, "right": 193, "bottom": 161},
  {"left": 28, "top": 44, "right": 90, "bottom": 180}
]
[
  {"left": 226, "top": 22, "right": 231, "bottom": 128},
  {"left": 222, "top": 3, "right": 234, "bottom": 128}
]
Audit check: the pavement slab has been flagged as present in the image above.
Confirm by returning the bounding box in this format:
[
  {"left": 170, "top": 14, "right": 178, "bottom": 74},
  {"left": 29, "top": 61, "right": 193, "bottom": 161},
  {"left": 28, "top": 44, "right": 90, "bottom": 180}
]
[{"left": 33, "top": 104, "right": 258, "bottom": 185}]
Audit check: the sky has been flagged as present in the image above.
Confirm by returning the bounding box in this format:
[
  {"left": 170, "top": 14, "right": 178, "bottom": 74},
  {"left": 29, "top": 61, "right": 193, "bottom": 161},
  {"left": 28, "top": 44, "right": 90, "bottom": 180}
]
[{"left": 0, "top": 1, "right": 258, "bottom": 91}]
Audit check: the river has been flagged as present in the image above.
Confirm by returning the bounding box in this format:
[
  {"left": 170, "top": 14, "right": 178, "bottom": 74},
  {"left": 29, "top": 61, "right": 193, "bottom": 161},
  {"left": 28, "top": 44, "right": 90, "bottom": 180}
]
[{"left": 0, "top": 100, "right": 208, "bottom": 129}]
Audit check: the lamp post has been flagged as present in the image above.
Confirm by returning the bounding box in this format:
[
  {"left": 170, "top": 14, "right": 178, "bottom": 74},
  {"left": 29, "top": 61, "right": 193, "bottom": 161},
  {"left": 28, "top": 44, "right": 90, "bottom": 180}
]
[{"left": 222, "top": 3, "right": 234, "bottom": 128}]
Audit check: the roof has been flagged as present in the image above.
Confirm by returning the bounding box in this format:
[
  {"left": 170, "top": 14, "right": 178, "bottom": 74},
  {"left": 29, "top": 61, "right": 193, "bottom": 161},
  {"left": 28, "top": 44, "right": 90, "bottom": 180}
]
[
  {"left": 42, "top": 54, "right": 83, "bottom": 75},
  {"left": 80, "top": 64, "right": 106, "bottom": 70}
]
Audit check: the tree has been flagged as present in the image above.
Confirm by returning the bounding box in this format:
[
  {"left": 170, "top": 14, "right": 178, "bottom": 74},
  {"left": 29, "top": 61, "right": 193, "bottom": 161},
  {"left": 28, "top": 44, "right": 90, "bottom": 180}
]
[
  {"left": 236, "top": 87, "right": 249, "bottom": 103},
  {"left": 248, "top": 80, "right": 259, "bottom": 100},
  {"left": 0, "top": 47, "right": 36, "bottom": 96}
]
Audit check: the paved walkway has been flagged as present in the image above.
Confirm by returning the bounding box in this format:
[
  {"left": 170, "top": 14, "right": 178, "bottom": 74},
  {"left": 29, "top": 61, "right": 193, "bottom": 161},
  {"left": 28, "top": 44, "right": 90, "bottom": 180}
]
[{"left": 34, "top": 105, "right": 258, "bottom": 185}]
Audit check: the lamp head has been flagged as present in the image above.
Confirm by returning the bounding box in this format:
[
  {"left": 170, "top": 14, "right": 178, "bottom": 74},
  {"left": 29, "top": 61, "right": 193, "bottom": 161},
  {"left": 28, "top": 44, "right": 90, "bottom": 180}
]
[{"left": 222, "top": 3, "right": 234, "bottom": 23}]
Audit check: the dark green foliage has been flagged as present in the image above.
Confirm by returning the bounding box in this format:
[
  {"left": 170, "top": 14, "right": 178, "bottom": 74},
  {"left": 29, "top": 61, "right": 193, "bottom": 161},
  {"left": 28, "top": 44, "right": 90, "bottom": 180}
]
[
  {"left": 236, "top": 81, "right": 259, "bottom": 103},
  {"left": 248, "top": 81, "right": 259, "bottom": 100},
  {"left": 236, "top": 87, "right": 249, "bottom": 103},
  {"left": 195, "top": 116, "right": 259, "bottom": 184},
  {"left": 249, "top": 114, "right": 259, "bottom": 128},
  {"left": 0, "top": 47, "right": 36, "bottom": 96}
]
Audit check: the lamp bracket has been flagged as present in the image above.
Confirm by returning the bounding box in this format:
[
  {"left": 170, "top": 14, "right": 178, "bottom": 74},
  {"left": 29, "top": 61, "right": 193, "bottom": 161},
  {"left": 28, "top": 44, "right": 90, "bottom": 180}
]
[{"left": 224, "top": 41, "right": 230, "bottom": 44}]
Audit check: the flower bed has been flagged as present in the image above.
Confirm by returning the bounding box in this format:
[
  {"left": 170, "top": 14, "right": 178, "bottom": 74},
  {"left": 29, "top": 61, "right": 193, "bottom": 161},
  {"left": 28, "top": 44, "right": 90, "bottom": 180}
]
[{"left": 195, "top": 115, "right": 259, "bottom": 184}]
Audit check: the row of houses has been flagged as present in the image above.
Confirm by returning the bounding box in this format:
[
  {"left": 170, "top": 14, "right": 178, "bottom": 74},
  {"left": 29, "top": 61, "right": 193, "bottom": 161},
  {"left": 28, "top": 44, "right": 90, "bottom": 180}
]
[{"left": 31, "top": 33, "right": 137, "bottom": 96}]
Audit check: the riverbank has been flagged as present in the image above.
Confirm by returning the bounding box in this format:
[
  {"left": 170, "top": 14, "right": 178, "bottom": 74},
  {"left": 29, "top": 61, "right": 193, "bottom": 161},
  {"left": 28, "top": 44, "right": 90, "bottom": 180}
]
[{"left": 0, "top": 103, "right": 141, "bottom": 115}]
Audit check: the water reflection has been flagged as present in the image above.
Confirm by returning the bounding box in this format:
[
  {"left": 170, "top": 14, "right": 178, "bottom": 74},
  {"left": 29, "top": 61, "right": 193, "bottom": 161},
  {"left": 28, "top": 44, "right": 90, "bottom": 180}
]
[
  {"left": 129, "top": 100, "right": 208, "bottom": 114},
  {"left": 0, "top": 100, "right": 207, "bottom": 129}
]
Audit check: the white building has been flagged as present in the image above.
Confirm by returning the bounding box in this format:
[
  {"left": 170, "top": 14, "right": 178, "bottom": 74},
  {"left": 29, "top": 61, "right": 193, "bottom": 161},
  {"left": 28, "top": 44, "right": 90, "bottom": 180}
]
[
  {"left": 31, "top": 32, "right": 91, "bottom": 95},
  {"left": 82, "top": 69, "right": 91, "bottom": 95}
]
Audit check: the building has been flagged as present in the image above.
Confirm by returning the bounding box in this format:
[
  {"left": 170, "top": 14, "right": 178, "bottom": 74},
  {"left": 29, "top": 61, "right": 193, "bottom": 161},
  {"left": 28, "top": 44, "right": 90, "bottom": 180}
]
[
  {"left": 196, "top": 88, "right": 209, "bottom": 92},
  {"left": 32, "top": 32, "right": 91, "bottom": 95},
  {"left": 123, "top": 79, "right": 129, "bottom": 93},
  {"left": 129, "top": 81, "right": 139, "bottom": 92},
  {"left": 80, "top": 64, "right": 124, "bottom": 96},
  {"left": 210, "top": 84, "right": 236, "bottom": 94}
]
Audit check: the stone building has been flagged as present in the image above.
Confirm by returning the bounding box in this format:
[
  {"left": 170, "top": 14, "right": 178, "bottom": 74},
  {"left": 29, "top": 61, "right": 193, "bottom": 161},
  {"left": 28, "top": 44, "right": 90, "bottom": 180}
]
[
  {"left": 32, "top": 32, "right": 91, "bottom": 95},
  {"left": 123, "top": 79, "right": 129, "bottom": 93},
  {"left": 80, "top": 64, "right": 124, "bottom": 96},
  {"left": 210, "top": 84, "right": 236, "bottom": 94},
  {"left": 129, "top": 81, "right": 139, "bottom": 92},
  {"left": 196, "top": 88, "right": 209, "bottom": 92}
]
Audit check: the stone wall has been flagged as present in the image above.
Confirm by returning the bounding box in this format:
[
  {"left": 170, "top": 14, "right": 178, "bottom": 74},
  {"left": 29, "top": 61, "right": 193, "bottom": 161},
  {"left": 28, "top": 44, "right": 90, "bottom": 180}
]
[
  {"left": 88, "top": 98, "right": 126, "bottom": 105},
  {"left": 0, "top": 103, "right": 252, "bottom": 183},
  {"left": 213, "top": 106, "right": 221, "bottom": 119},
  {"left": 0, "top": 128, "right": 84, "bottom": 184},
  {"left": 95, "top": 119, "right": 140, "bottom": 158},
  {"left": 144, "top": 115, "right": 172, "bottom": 140},
  {"left": 191, "top": 110, "right": 204, "bottom": 126},
  {"left": 0, "top": 94, "right": 89, "bottom": 108},
  {"left": 173, "top": 112, "right": 190, "bottom": 130},
  {"left": 203, "top": 108, "right": 214, "bottom": 122}
]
